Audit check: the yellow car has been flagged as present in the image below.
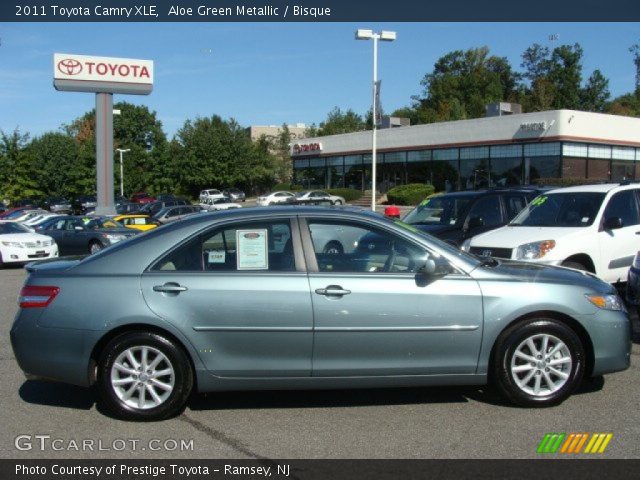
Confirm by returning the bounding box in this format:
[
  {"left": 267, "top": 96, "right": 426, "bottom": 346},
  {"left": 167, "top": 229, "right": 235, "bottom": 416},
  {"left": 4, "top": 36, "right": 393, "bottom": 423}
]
[{"left": 113, "top": 214, "right": 160, "bottom": 232}]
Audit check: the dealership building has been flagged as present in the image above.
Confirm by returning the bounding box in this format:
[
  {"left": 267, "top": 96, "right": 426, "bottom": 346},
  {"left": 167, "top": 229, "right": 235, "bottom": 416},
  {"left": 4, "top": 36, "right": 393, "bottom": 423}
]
[{"left": 290, "top": 109, "right": 640, "bottom": 192}]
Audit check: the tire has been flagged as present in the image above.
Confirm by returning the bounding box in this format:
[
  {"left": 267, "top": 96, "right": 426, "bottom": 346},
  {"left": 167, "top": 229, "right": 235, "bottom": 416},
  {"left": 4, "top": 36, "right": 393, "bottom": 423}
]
[
  {"left": 333, "top": 200, "right": 343, "bottom": 205},
  {"left": 97, "top": 331, "right": 193, "bottom": 421},
  {"left": 561, "top": 260, "right": 588, "bottom": 271},
  {"left": 492, "top": 318, "right": 585, "bottom": 407},
  {"left": 323, "top": 241, "right": 344, "bottom": 255},
  {"left": 89, "top": 241, "right": 104, "bottom": 254}
]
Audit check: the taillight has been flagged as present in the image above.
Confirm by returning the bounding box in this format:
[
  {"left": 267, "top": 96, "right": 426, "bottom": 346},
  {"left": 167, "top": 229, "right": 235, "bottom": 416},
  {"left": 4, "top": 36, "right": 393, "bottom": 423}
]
[{"left": 19, "top": 285, "right": 60, "bottom": 308}]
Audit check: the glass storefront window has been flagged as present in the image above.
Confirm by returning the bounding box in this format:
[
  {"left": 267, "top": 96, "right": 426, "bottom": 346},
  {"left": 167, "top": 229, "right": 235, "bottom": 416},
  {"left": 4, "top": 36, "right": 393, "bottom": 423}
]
[
  {"left": 433, "top": 148, "right": 458, "bottom": 161},
  {"left": 490, "top": 145, "right": 521, "bottom": 158},
  {"left": 460, "top": 146, "right": 489, "bottom": 160},
  {"left": 524, "top": 142, "right": 561, "bottom": 157},
  {"left": 611, "top": 161, "right": 635, "bottom": 182},
  {"left": 563, "top": 143, "right": 588, "bottom": 157},
  {"left": 588, "top": 144, "right": 611, "bottom": 159},
  {"left": 344, "top": 155, "right": 362, "bottom": 166},
  {"left": 408, "top": 150, "right": 430, "bottom": 162},
  {"left": 612, "top": 147, "right": 635, "bottom": 160},
  {"left": 383, "top": 151, "right": 406, "bottom": 164},
  {"left": 491, "top": 157, "right": 523, "bottom": 186},
  {"left": 460, "top": 158, "right": 491, "bottom": 190},
  {"left": 525, "top": 156, "right": 561, "bottom": 183}
]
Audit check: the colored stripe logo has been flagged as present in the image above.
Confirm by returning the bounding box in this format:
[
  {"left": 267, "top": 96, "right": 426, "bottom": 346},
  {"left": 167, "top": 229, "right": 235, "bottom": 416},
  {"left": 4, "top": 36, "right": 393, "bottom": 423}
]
[{"left": 537, "top": 433, "right": 613, "bottom": 454}]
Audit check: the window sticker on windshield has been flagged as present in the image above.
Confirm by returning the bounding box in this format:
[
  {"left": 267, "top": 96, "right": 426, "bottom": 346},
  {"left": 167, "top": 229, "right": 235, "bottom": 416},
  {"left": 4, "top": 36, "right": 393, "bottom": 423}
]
[
  {"left": 530, "top": 196, "right": 548, "bottom": 206},
  {"left": 581, "top": 217, "right": 590, "bottom": 223},
  {"left": 236, "top": 229, "right": 268, "bottom": 270},
  {"left": 420, "top": 198, "right": 431, "bottom": 206},
  {"left": 208, "top": 250, "right": 226, "bottom": 264}
]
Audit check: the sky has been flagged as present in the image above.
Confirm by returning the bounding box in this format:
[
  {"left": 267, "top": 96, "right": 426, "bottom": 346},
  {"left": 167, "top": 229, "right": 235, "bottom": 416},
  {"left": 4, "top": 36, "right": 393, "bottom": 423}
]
[{"left": 1, "top": 22, "right": 638, "bottom": 139}]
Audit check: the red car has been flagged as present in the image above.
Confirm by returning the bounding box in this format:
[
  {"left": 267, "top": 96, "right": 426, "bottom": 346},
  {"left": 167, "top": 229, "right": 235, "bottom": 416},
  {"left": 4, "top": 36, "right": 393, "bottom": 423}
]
[{"left": 129, "top": 192, "right": 156, "bottom": 204}]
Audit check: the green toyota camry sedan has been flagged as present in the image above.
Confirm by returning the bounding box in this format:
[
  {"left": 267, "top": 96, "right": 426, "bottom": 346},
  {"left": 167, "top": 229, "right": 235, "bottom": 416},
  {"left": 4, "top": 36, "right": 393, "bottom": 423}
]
[{"left": 11, "top": 207, "right": 631, "bottom": 421}]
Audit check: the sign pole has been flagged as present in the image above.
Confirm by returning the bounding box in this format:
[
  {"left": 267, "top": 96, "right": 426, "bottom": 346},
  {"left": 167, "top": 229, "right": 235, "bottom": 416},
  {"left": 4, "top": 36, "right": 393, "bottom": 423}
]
[{"left": 95, "top": 92, "right": 115, "bottom": 215}]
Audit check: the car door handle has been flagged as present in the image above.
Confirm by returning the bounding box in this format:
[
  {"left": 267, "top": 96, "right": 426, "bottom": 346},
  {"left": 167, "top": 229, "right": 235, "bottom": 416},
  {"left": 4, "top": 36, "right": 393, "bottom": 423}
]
[
  {"left": 153, "top": 283, "right": 188, "bottom": 293},
  {"left": 315, "top": 285, "right": 351, "bottom": 296}
]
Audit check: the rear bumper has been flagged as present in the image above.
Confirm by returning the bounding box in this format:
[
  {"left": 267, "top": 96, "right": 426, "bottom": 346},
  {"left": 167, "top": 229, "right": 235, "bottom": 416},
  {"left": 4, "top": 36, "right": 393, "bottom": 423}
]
[{"left": 10, "top": 311, "right": 96, "bottom": 387}]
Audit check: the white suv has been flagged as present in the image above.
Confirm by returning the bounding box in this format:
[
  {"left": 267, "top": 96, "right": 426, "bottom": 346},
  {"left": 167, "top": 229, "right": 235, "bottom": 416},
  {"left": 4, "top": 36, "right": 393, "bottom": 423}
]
[
  {"left": 462, "top": 183, "right": 640, "bottom": 284},
  {"left": 199, "top": 189, "right": 225, "bottom": 203}
]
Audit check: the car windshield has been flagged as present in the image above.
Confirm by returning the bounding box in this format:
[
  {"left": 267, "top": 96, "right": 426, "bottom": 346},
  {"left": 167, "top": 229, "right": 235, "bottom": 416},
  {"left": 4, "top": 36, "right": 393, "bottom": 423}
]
[
  {"left": 403, "top": 196, "right": 474, "bottom": 226},
  {"left": 0, "top": 222, "right": 31, "bottom": 234},
  {"left": 510, "top": 192, "right": 606, "bottom": 227}
]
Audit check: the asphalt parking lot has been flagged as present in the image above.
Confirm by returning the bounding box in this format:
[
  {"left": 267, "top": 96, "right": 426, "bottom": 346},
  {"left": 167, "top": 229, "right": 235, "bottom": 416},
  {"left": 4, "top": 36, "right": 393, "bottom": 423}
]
[{"left": 1, "top": 266, "right": 638, "bottom": 459}]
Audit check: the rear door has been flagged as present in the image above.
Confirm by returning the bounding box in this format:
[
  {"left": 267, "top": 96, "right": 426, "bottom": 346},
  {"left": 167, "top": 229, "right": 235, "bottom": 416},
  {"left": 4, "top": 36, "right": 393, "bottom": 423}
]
[{"left": 140, "top": 216, "right": 313, "bottom": 377}]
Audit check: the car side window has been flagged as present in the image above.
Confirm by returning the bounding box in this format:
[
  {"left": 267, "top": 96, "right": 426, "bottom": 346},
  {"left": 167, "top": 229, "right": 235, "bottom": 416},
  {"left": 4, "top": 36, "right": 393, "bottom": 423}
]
[
  {"left": 307, "top": 220, "right": 433, "bottom": 274},
  {"left": 151, "top": 220, "right": 295, "bottom": 272},
  {"left": 466, "top": 196, "right": 502, "bottom": 228},
  {"left": 603, "top": 190, "right": 640, "bottom": 227}
]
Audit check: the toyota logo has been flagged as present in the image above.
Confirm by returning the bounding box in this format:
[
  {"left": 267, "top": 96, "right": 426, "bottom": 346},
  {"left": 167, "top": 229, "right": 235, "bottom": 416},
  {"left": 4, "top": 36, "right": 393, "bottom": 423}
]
[
  {"left": 482, "top": 250, "right": 492, "bottom": 257},
  {"left": 57, "top": 58, "right": 83, "bottom": 76}
]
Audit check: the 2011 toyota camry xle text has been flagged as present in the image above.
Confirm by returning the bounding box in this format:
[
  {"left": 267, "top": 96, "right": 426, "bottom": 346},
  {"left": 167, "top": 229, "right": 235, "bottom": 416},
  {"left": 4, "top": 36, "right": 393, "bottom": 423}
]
[{"left": 10, "top": 207, "right": 631, "bottom": 421}]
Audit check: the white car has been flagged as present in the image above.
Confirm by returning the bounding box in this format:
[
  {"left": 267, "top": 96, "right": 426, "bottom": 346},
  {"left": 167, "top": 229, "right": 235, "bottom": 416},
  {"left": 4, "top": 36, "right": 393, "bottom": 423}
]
[
  {"left": 201, "top": 197, "right": 242, "bottom": 211},
  {"left": 462, "top": 183, "right": 640, "bottom": 284},
  {"left": 11, "top": 209, "right": 50, "bottom": 223},
  {"left": 256, "top": 191, "right": 296, "bottom": 206},
  {"left": 0, "top": 221, "right": 58, "bottom": 266},
  {"left": 199, "top": 189, "right": 225, "bottom": 203},
  {"left": 295, "top": 190, "right": 346, "bottom": 205}
]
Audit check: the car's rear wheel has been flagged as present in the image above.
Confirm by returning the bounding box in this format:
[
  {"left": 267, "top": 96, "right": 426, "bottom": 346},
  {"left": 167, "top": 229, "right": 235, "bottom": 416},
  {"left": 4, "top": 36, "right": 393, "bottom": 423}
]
[
  {"left": 492, "top": 318, "right": 585, "bottom": 407},
  {"left": 561, "top": 260, "right": 588, "bottom": 271},
  {"left": 97, "top": 331, "right": 193, "bottom": 421}
]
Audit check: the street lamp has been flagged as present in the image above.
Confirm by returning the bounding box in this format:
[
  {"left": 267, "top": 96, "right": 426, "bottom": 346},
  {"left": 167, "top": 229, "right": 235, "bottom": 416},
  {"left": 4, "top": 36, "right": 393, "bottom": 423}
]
[
  {"left": 356, "top": 29, "right": 396, "bottom": 211},
  {"left": 115, "top": 148, "right": 130, "bottom": 197}
]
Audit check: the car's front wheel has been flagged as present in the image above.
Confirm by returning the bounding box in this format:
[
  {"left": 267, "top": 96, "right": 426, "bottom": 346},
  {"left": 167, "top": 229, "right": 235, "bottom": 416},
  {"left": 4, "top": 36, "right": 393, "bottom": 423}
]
[
  {"left": 493, "top": 318, "right": 585, "bottom": 407},
  {"left": 97, "top": 331, "right": 193, "bottom": 421},
  {"left": 89, "top": 241, "right": 104, "bottom": 254}
]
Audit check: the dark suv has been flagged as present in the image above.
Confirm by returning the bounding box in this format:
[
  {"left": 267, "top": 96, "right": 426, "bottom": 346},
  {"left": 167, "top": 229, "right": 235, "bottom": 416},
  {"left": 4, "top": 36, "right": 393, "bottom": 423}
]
[{"left": 403, "top": 187, "right": 547, "bottom": 246}]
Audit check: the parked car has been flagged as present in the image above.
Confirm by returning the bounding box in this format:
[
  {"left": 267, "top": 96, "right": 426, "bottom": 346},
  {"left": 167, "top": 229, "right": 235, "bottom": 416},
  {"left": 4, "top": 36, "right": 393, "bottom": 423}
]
[
  {"left": 72, "top": 195, "right": 97, "bottom": 214},
  {"left": 23, "top": 214, "right": 64, "bottom": 229},
  {"left": 113, "top": 214, "right": 160, "bottom": 232},
  {"left": 10, "top": 207, "right": 630, "bottom": 420},
  {"left": 222, "top": 188, "right": 246, "bottom": 202},
  {"left": 12, "top": 198, "right": 41, "bottom": 208},
  {"left": 153, "top": 205, "right": 202, "bottom": 224},
  {"left": 155, "top": 193, "right": 176, "bottom": 202},
  {"left": 462, "top": 183, "right": 640, "bottom": 284},
  {"left": 11, "top": 209, "right": 51, "bottom": 224},
  {"left": 0, "top": 201, "right": 7, "bottom": 214},
  {"left": 139, "top": 199, "right": 189, "bottom": 217},
  {"left": 0, "top": 207, "right": 35, "bottom": 220},
  {"left": 201, "top": 197, "right": 242, "bottom": 211},
  {"left": 130, "top": 192, "right": 156, "bottom": 204},
  {"left": 199, "top": 189, "right": 225, "bottom": 203},
  {"left": 295, "top": 190, "right": 346, "bottom": 205},
  {"left": 0, "top": 221, "right": 58, "bottom": 266},
  {"left": 403, "top": 188, "right": 545, "bottom": 247},
  {"left": 41, "top": 197, "right": 72, "bottom": 214},
  {"left": 39, "top": 216, "right": 138, "bottom": 255},
  {"left": 626, "top": 251, "right": 640, "bottom": 316},
  {"left": 115, "top": 202, "right": 142, "bottom": 214},
  {"left": 256, "top": 191, "right": 296, "bottom": 206}
]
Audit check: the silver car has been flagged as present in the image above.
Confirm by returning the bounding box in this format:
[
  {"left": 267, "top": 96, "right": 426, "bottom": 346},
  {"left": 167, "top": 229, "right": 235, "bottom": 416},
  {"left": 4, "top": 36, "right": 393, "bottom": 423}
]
[{"left": 11, "top": 207, "right": 630, "bottom": 421}]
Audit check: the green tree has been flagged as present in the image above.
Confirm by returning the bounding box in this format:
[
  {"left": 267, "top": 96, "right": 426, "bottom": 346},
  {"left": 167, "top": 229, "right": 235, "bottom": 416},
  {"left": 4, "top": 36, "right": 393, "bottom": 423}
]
[
  {"left": 305, "top": 107, "right": 367, "bottom": 137},
  {"left": 580, "top": 69, "right": 610, "bottom": 112},
  {"left": 0, "top": 129, "right": 43, "bottom": 201},
  {"left": 630, "top": 42, "right": 640, "bottom": 92},
  {"left": 26, "top": 132, "right": 81, "bottom": 197},
  {"left": 547, "top": 43, "right": 584, "bottom": 109}
]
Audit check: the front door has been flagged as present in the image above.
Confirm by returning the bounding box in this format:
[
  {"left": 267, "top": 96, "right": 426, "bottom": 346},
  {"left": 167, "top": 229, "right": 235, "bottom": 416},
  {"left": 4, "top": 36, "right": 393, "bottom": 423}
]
[
  {"left": 302, "top": 217, "right": 484, "bottom": 376},
  {"left": 141, "top": 217, "right": 313, "bottom": 377}
]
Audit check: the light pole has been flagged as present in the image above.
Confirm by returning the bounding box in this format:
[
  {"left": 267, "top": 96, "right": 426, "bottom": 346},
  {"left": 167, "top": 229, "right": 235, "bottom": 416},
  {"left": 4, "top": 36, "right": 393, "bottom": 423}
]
[
  {"left": 115, "top": 148, "right": 130, "bottom": 197},
  {"left": 355, "top": 29, "right": 396, "bottom": 211}
]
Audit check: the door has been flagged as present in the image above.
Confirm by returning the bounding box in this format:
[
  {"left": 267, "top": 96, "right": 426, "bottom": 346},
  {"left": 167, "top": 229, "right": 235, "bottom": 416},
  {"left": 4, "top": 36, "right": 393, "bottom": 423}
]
[
  {"left": 302, "top": 217, "right": 484, "bottom": 376},
  {"left": 598, "top": 189, "right": 640, "bottom": 283},
  {"left": 140, "top": 217, "right": 313, "bottom": 377}
]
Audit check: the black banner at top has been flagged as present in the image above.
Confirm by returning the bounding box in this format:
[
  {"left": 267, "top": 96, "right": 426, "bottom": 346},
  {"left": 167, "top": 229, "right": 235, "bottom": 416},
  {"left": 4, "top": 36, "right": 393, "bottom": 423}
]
[{"left": 2, "top": 0, "right": 640, "bottom": 22}]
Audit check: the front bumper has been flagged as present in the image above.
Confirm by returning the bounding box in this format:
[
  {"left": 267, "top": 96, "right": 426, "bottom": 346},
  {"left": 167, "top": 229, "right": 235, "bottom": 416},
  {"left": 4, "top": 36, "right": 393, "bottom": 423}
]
[
  {"left": 1, "top": 244, "right": 58, "bottom": 263},
  {"left": 584, "top": 309, "right": 632, "bottom": 376}
]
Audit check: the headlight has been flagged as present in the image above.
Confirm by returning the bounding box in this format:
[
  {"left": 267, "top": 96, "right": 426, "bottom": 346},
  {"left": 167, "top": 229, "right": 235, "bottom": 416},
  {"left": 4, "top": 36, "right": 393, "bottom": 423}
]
[
  {"left": 2, "top": 241, "right": 23, "bottom": 248},
  {"left": 585, "top": 294, "right": 626, "bottom": 311},
  {"left": 633, "top": 252, "right": 640, "bottom": 269},
  {"left": 460, "top": 238, "right": 471, "bottom": 252},
  {"left": 515, "top": 240, "right": 556, "bottom": 260},
  {"left": 102, "top": 233, "right": 126, "bottom": 243}
]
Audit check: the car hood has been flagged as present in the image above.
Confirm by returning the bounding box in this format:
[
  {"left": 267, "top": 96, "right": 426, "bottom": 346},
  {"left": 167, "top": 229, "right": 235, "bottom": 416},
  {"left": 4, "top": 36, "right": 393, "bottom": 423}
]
[
  {"left": 0, "top": 232, "right": 53, "bottom": 243},
  {"left": 471, "top": 259, "right": 614, "bottom": 294},
  {"left": 469, "top": 225, "right": 588, "bottom": 248}
]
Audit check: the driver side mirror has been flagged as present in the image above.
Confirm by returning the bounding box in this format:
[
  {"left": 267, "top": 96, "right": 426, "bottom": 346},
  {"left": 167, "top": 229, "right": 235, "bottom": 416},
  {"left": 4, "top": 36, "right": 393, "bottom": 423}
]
[
  {"left": 416, "top": 255, "right": 450, "bottom": 285},
  {"left": 603, "top": 217, "right": 623, "bottom": 230}
]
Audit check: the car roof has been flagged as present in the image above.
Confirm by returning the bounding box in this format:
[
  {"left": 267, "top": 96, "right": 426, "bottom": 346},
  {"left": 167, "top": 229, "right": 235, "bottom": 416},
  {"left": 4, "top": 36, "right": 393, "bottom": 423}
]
[{"left": 544, "top": 183, "right": 638, "bottom": 194}]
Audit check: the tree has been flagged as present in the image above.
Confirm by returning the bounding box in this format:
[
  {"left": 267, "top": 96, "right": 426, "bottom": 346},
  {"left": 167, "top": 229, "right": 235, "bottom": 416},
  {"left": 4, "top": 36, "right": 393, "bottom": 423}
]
[
  {"left": 0, "top": 129, "right": 43, "bottom": 201},
  {"left": 26, "top": 132, "right": 81, "bottom": 197},
  {"left": 521, "top": 43, "right": 550, "bottom": 82},
  {"left": 305, "top": 107, "right": 367, "bottom": 137},
  {"left": 580, "top": 70, "right": 610, "bottom": 112},
  {"left": 173, "top": 115, "right": 275, "bottom": 197},
  {"left": 631, "top": 42, "right": 640, "bottom": 92},
  {"left": 608, "top": 91, "right": 640, "bottom": 117},
  {"left": 413, "top": 47, "right": 519, "bottom": 123},
  {"left": 547, "top": 43, "right": 584, "bottom": 109}
]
